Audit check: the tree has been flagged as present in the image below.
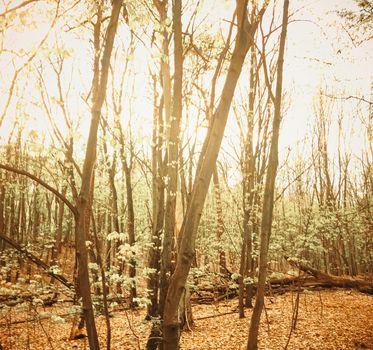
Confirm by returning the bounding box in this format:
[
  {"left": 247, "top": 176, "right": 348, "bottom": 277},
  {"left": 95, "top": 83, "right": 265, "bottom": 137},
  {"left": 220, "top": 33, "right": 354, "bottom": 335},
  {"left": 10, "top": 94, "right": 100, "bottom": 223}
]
[
  {"left": 1, "top": 1, "right": 373, "bottom": 349},
  {"left": 159, "top": 0, "right": 183, "bottom": 320},
  {"left": 162, "top": 1, "right": 267, "bottom": 348},
  {"left": 247, "top": 0, "right": 289, "bottom": 348},
  {"left": 73, "top": 1, "right": 123, "bottom": 349}
]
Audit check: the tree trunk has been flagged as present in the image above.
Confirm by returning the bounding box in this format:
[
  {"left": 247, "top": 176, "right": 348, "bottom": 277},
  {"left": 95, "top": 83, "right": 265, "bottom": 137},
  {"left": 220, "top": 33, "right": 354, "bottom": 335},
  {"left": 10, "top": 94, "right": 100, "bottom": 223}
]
[
  {"left": 74, "top": 2, "right": 122, "bottom": 349},
  {"left": 0, "top": 180, "right": 5, "bottom": 247},
  {"left": 247, "top": 1, "right": 289, "bottom": 349},
  {"left": 146, "top": 77, "right": 165, "bottom": 322},
  {"left": 162, "top": 3, "right": 266, "bottom": 349},
  {"left": 50, "top": 187, "right": 65, "bottom": 284},
  {"left": 123, "top": 160, "right": 138, "bottom": 306},
  {"left": 243, "top": 38, "right": 257, "bottom": 310},
  {"left": 159, "top": 0, "right": 183, "bottom": 320},
  {"left": 151, "top": 0, "right": 173, "bottom": 323},
  {"left": 212, "top": 167, "right": 227, "bottom": 273}
]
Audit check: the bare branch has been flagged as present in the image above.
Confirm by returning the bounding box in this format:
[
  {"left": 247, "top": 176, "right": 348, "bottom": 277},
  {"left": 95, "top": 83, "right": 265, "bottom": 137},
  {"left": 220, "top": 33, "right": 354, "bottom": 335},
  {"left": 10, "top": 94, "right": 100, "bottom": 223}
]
[
  {"left": 0, "top": 0, "right": 61, "bottom": 129},
  {"left": 323, "top": 93, "right": 373, "bottom": 105}
]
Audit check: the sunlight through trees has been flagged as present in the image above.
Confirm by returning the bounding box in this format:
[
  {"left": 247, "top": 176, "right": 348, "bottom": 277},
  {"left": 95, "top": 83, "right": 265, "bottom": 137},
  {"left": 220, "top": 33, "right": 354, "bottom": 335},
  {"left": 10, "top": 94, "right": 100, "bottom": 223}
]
[{"left": 0, "top": 1, "right": 372, "bottom": 350}]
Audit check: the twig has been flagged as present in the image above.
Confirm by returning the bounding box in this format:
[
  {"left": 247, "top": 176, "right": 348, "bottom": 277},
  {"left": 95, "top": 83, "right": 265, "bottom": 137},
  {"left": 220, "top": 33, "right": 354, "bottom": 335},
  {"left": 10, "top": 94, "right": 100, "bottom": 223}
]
[
  {"left": 0, "top": 0, "right": 37, "bottom": 17},
  {"left": 194, "top": 310, "right": 237, "bottom": 321},
  {"left": 0, "top": 311, "right": 78, "bottom": 327},
  {"left": 318, "top": 290, "right": 324, "bottom": 319},
  {"left": 263, "top": 301, "right": 270, "bottom": 334},
  {"left": 284, "top": 276, "right": 302, "bottom": 350},
  {"left": 32, "top": 305, "right": 55, "bottom": 350},
  {"left": 124, "top": 309, "right": 141, "bottom": 350},
  {"left": 323, "top": 93, "right": 372, "bottom": 105}
]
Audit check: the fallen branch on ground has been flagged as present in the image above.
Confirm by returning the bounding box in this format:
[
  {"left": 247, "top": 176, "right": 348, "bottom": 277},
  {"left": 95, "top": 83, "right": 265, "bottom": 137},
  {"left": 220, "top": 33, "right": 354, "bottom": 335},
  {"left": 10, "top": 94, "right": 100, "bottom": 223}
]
[{"left": 286, "top": 257, "right": 373, "bottom": 295}]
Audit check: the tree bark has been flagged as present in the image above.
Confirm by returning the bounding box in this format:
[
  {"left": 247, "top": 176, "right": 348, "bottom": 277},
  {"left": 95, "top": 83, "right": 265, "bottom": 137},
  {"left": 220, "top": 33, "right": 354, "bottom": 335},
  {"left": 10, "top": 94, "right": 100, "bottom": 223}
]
[
  {"left": 162, "top": 2, "right": 266, "bottom": 349},
  {"left": 212, "top": 167, "right": 227, "bottom": 273},
  {"left": 247, "top": 1, "right": 289, "bottom": 349},
  {"left": 157, "top": 0, "right": 182, "bottom": 320},
  {"left": 0, "top": 179, "right": 5, "bottom": 246},
  {"left": 146, "top": 78, "right": 165, "bottom": 322},
  {"left": 123, "top": 158, "right": 138, "bottom": 306},
  {"left": 74, "top": 2, "right": 122, "bottom": 349}
]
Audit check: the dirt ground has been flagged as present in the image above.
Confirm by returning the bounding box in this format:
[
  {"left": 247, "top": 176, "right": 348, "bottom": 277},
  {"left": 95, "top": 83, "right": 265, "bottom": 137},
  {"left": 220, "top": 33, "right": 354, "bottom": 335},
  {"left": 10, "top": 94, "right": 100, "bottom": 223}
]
[{"left": 0, "top": 289, "right": 372, "bottom": 349}]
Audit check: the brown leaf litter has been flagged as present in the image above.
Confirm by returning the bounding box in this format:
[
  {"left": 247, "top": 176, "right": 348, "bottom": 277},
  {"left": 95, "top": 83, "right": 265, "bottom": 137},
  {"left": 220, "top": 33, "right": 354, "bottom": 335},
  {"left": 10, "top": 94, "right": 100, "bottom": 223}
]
[{"left": 0, "top": 289, "right": 371, "bottom": 349}]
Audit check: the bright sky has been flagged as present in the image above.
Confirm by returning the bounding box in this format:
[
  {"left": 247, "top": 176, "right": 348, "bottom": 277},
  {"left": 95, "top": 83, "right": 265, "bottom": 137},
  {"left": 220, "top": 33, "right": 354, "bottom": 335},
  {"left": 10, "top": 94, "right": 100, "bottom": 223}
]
[
  {"left": 0, "top": 0, "right": 371, "bottom": 167},
  {"left": 282, "top": 0, "right": 372, "bottom": 146},
  {"left": 220, "top": 0, "right": 372, "bottom": 172}
]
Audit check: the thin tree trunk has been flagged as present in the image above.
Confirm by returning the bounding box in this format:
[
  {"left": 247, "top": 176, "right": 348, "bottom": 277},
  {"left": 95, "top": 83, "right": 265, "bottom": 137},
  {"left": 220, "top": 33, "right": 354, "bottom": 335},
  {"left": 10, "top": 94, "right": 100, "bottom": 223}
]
[
  {"left": 50, "top": 186, "right": 66, "bottom": 284},
  {"left": 55, "top": 186, "right": 66, "bottom": 254},
  {"left": 155, "top": 0, "right": 180, "bottom": 324},
  {"left": 238, "top": 221, "right": 248, "bottom": 318},
  {"left": 0, "top": 180, "right": 6, "bottom": 247},
  {"left": 123, "top": 159, "right": 138, "bottom": 306},
  {"left": 247, "top": 1, "right": 289, "bottom": 349},
  {"left": 244, "top": 37, "right": 257, "bottom": 309},
  {"left": 212, "top": 167, "right": 227, "bottom": 273},
  {"left": 74, "top": 2, "right": 122, "bottom": 349}
]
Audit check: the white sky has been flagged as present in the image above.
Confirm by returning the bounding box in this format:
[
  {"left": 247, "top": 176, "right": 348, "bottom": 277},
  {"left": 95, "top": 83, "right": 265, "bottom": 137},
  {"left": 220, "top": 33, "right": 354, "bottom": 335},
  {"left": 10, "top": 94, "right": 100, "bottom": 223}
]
[
  {"left": 0, "top": 0, "right": 371, "bottom": 167},
  {"left": 282, "top": 0, "right": 372, "bottom": 143},
  {"left": 219, "top": 0, "right": 372, "bottom": 171}
]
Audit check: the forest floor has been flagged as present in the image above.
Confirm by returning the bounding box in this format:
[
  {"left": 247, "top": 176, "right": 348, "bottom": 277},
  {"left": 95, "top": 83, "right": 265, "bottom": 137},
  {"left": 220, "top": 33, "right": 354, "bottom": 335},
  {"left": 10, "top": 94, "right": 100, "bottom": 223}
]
[{"left": 0, "top": 289, "right": 372, "bottom": 350}]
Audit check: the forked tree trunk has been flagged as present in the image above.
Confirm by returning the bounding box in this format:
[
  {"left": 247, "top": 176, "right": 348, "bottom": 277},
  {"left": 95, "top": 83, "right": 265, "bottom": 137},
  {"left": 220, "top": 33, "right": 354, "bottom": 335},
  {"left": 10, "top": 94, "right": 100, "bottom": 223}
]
[
  {"left": 148, "top": 2, "right": 183, "bottom": 348},
  {"left": 247, "top": 1, "right": 289, "bottom": 349},
  {"left": 156, "top": 0, "right": 181, "bottom": 321},
  {"left": 74, "top": 2, "right": 122, "bottom": 349},
  {"left": 160, "top": 0, "right": 183, "bottom": 316},
  {"left": 145, "top": 95, "right": 166, "bottom": 350},
  {"left": 162, "top": 2, "right": 266, "bottom": 349}
]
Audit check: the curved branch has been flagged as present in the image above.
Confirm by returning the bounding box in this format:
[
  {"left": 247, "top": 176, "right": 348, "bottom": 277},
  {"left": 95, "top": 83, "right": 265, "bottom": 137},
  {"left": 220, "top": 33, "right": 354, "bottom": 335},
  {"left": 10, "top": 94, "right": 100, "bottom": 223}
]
[{"left": 0, "top": 163, "right": 77, "bottom": 216}]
